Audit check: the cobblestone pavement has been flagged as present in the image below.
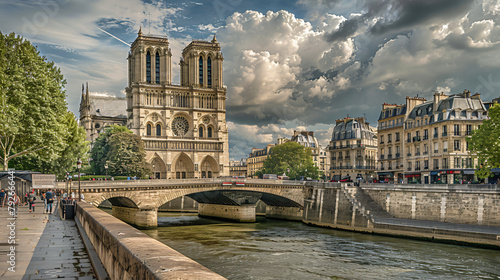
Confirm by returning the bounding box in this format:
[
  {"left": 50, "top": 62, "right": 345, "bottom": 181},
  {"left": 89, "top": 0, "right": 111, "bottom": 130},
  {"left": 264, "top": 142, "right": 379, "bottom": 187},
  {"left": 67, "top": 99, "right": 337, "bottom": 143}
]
[{"left": 0, "top": 199, "right": 96, "bottom": 279}]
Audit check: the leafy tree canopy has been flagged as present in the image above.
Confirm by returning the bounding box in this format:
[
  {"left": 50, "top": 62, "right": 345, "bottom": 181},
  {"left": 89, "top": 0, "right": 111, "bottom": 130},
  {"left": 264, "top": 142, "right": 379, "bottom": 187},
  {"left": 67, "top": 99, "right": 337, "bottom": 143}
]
[
  {"left": 91, "top": 125, "right": 150, "bottom": 177},
  {"left": 262, "top": 141, "right": 319, "bottom": 180},
  {"left": 467, "top": 104, "right": 500, "bottom": 179},
  {"left": 0, "top": 32, "right": 87, "bottom": 173}
]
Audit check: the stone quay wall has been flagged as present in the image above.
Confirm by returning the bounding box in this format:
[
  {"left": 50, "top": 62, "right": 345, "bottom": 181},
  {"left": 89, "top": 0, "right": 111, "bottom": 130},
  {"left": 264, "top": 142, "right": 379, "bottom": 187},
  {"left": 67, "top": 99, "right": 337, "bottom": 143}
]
[
  {"left": 361, "top": 183, "right": 500, "bottom": 226},
  {"left": 76, "top": 202, "right": 226, "bottom": 280}
]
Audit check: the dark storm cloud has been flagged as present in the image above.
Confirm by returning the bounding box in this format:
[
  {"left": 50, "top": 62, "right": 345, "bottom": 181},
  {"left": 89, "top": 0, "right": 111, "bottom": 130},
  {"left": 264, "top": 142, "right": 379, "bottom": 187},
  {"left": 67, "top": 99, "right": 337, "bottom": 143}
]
[
  {"left": 325, "top": 0, "right": 474, "bottom": 42},
  {"left": 370, "top": 0, "right": 474, "bottom": 35}
]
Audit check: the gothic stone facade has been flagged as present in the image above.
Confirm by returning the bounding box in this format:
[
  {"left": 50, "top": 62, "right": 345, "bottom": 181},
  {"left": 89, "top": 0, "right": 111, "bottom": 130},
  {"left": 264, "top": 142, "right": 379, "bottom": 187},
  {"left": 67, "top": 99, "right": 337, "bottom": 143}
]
[
  {"left": 79, "top": 83, "right": 127, "bottom": 146},
  {"left": 126, "top": 29, "right": 229, "bottom": 179}
]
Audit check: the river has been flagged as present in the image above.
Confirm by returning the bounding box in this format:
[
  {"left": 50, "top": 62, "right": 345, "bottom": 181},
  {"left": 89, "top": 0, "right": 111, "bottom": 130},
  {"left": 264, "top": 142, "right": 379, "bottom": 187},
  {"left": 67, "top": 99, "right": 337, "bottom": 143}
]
[{"left": 141, "top": 212, "right": 500, "bottom": 280}]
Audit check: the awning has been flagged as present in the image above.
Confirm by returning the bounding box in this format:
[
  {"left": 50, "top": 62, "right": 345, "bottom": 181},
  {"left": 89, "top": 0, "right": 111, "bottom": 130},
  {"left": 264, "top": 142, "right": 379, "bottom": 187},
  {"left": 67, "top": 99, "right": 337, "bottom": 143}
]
[
  {"left": 430, "top": 171, "right": 439, "bottom": 175},
  {"left": 377, "top": 172, "right": 394, "bottom": 176},
  {"left": 492, "top": 168, "right": 500, "bottom": 173},
  {"left": 463, "top": 170, "right": 475, "bottom": 175},
  {"left": 405, "top": 173, "right": 421, "bottom": 178}
]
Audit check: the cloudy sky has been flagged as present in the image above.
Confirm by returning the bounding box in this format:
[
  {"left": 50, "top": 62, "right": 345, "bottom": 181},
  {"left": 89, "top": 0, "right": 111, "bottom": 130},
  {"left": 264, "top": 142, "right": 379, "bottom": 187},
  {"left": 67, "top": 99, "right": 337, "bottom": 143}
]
[{"left": 1, "top": 0, "right": 500, "bottom": 160}]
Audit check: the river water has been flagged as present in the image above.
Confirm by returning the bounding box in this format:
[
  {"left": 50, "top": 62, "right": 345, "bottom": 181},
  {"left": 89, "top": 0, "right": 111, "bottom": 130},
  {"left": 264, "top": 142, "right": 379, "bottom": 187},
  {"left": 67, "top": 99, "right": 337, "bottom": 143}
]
[{"left": 141, "top": 213, "right": 500, "bottom": 280}]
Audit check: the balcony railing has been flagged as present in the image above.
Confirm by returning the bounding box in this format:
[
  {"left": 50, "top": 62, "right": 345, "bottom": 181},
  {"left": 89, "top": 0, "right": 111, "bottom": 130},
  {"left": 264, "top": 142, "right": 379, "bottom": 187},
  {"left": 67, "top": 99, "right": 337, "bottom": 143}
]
[
  {"left": 395, "top": 153, "right": 400, "bottom": 158},
  {"left": 145, "top": 139, "right": 223, "bottom": 152},
  {"left": 434, "top": 133, "right": 438, "bottom": 138},
  {"left": 454, "top": 131, "right": 460, "bottom": 136},
  {"left": 407, "top": 139, "right": 412, "bottom": 143},
  {"left": 396, "top": 138, "right": 400, "bottom": 142},
  {"left": 423, "top": 136, "right": 429, "bottom": 140},
  {"left": 423, "top": 151, "right": 428, "bottom": 155},
  {"left": 466, "top": 131, "right": 472, "bottom": 136},
  {"left": 434, "top": 149, "right": 438, "bottom": 153},
  {"left": 407, "top": 168, "right": 412, "bottom": 171},
  {"left": 407, "top": 153, "right": 412, "bottom": 156},
  {"left": 442, "top": 132, "right": 448, "bottom": 137},
  {"left": 415, "top": 167, "right": 421, "bottom": 171},
  {"left": 388, "top": 154, "right": 393, "bottom": 159},
  {"left": 380, "top": 141, "right": 384, "bottom": 144},
  {"left": 415, "top": 152, "right": 420, "bottom": 156},
  {"left": 380, "top": 155, "right": 385, "bottom": 159},
  {"left": 443, "top": 148, "right": 448, "bottom": 152},
  {"left": 434, "top": 166, "right": 439, "bottom": 170},
  {"left": 387, "top": 140, "right": 392, "bottom": 143},
  {"left": 424, "top": 166, "right": 429, "bottom": 170}
]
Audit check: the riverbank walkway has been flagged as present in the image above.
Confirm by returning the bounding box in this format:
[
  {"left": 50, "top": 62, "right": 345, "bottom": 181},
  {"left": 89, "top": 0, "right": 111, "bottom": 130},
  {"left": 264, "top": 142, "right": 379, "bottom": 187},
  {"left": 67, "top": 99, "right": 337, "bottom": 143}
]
[{"left": 0, "top": 199, "right": 96, "bottom": 279}]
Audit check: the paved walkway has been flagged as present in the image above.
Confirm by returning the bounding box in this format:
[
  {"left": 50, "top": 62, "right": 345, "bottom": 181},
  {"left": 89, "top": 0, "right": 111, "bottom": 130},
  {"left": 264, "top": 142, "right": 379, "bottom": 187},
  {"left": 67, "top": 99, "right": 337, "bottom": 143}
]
[
  {"left": 376, "top": 217, "right": 500, "bottom": 235},
  {"left": 0, "top": 199, "right": 96, "bottom": 279}
]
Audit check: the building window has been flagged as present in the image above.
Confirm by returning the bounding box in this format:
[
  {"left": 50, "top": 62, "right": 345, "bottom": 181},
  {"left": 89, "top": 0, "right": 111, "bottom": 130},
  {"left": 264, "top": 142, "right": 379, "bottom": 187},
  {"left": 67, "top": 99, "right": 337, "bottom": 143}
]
[
  {"left": 466, "top": 125, "right": 472, "bottom": 135},
  {"left": 199, "top": 126, "right": 204, "bottom": 138},
  {"left": 454, "top": 140, "right": 460, "bottom": 151},
  {"left": 208, "top": 126, "right": 213, "bottom": 138},
  {"left": 207, "top": 56, "right": 212, "bottom": 86},
  {"left": 388, "top": 134, "right": 392, "bottom": 143},
  {"left": 424, "top": 129, "right": 428, "bottom": 140},
  {"left": 155, "top": 51, "right": 160, "bottom": 84},
  {"left": 433, "top": 159, "right": 439, "bottom": 169},
  {"left": 454, "top": 124, "right": 460, "bottom": 136},
  {"left": 442, "top": 158, "right": 448, "bottom": 169},
  {"left": 199, "top": 56, "right": 203, "bottom": 85},
  {"left": 396, "top": 133, "right": 400, "bottom": 142},
  {"left": 146, "top": 51, "right": 151, "bottom": 83},
  {"left": 443, "top": 125, "right": 447, "bottom": 136},
  {"left": 454, "top": 157, "right": 461, "bottom": 168},
  {"left": 156, "top": 124, "right": 161, "bottom": 136},
  {"left": 147, "top": 124, "right": 152, "bottom": 136}
]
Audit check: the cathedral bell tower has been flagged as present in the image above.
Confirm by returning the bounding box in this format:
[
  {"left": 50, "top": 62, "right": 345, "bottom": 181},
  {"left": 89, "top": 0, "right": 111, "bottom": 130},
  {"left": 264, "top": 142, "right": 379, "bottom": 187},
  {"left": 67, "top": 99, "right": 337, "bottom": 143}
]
[
  {"left": 180, "top": 35, "right": 224, "bottom": 89},
  {"left": 128, "top": 27, "right": 173, "bottom": 86}
]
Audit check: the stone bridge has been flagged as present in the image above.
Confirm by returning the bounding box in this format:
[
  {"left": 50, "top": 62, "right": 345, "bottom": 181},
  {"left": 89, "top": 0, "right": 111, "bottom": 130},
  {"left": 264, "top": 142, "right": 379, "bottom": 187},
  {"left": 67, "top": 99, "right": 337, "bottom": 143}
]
[{"left": 64, "top": 179, "right": 306, "bottom": 228}]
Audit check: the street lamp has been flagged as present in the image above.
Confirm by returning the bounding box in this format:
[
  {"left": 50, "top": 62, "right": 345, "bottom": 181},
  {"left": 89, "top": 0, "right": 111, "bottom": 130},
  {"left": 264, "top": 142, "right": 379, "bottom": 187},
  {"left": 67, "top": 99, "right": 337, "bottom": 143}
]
[
  {"left": 77, "top": 159, "right": 82, "bottom": 201},
  {"left": 105, "top": 162, "right": 108, "bottom": 179}
]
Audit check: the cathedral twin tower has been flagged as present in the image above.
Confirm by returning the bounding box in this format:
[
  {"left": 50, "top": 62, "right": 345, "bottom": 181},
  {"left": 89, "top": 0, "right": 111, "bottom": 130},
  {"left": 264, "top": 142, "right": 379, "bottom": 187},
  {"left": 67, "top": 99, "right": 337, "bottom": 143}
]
[{"left": 126, "top": 28, "right": 229, "bottom": 179}]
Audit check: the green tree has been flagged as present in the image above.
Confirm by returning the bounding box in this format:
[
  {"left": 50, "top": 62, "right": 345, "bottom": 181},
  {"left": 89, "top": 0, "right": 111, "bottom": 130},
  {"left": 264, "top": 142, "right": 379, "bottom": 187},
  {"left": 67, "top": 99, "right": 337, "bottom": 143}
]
[
  {"left": 263, "top": 141, "right": 319, "bottom": 180},
  {"left": 13, "top": 111, "right": 89, "bottom": 175},
  {"left": 107, "top": 132, "right": 151, "bottom": 177},
  {"left": 0, "top": 32, "right": 86, "bottom": 173},
  {"left": 467, "top": 104, "right": 500, "bottom": 179},
  {"left": 91, "top": 125, "right": 150, "bottom": 177}
]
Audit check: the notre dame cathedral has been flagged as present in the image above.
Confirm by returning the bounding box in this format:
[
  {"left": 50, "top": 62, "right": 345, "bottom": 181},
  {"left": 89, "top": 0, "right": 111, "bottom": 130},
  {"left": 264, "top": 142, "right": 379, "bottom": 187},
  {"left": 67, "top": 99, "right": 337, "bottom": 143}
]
[{"left": 81, "top": 28, "right": 229, "bottom": 179}]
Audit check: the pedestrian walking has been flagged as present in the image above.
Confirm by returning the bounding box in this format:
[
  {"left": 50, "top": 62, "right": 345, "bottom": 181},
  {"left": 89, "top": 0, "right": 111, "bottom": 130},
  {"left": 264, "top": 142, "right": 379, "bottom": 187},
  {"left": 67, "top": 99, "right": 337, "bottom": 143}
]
[
  {"left": 45, "top": 189, "right": 54, "bottom": 214},
  {"left": 0, "top": 189, "right": 5, "bottom": 207},
  {"left": 28, "top": 190, "right": 36, "bottom": 212}
]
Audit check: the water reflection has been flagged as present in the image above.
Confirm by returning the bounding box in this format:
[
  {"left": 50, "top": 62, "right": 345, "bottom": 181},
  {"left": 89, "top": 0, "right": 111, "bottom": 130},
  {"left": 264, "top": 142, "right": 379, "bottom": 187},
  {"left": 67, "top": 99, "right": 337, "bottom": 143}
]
[{"left": 141, "top": 213, "right": 500, "bottom": 280}]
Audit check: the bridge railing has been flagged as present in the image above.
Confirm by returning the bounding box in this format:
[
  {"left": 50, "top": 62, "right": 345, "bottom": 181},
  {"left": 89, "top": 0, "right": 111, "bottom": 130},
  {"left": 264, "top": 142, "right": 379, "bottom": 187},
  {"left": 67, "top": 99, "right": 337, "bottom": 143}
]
[{"left": 57, "top": 178, "right": 306, "bottom": 189}]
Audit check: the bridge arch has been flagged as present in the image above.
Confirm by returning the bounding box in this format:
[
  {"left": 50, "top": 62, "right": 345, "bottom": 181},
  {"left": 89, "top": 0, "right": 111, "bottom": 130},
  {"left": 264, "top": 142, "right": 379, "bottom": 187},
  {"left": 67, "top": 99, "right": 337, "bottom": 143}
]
[
  {"left": 90, "top": 192, "right": 140, "bottom": 208},
  {"left": 154, "top": 186, "right": 303, "bottom": 209}
]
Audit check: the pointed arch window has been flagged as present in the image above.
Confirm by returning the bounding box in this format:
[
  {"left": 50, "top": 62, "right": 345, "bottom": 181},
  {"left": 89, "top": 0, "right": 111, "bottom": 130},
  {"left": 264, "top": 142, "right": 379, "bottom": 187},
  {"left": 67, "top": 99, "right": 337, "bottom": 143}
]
[
  {"left": 147, "top": 123, "right": 152, "bottom": 136},
  {"left": 146, "top": 51, "right": 151, "bottom": 83},
  {"left": 199, "top": 126, "right": 204, "bottom": 138},
  {"left": 207, "top": 56, "right": 212, "bottom": 87},
  {"left": 199, "top": 56, "right": 203, "bottom": 85},
  {"left": 207, "top": 126, "right": 213, "bottom": 138},
  {"left": 155, "top": 51, "right": 160, "bottom": 84},
  {"left": 156, "top": 124, "right": 161, "bottom": 136}
]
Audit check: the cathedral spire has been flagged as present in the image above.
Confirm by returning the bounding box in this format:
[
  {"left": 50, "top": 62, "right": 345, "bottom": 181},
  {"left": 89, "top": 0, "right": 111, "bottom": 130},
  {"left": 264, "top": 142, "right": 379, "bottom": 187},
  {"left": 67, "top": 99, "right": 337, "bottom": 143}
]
[
  {"left": 85, "top": 82, "right": 90, "bottom": 106},
  {"left": 138, "top": 26, "right": 143, "bottom": 37},
  {"left": 211, "top": 34, "right": 218, "bottom": 43}
]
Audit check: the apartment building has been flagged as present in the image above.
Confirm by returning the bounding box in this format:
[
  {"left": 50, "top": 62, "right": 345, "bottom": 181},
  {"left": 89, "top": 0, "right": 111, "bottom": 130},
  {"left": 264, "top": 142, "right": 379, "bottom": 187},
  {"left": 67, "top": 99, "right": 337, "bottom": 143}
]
[
  {"left": 377, "top": 103, "right": 407, "bottom": 183},
  {"left": 403, "top": 91, "right": 487, "bottom": 184},
  {"left": 329, "top": 117, "right": 378, "bottom": 181}
]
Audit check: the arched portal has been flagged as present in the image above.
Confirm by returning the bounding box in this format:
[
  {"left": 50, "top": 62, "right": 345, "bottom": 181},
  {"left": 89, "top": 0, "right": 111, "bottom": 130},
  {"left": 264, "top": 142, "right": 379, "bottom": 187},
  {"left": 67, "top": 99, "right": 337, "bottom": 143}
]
[
  {"left": 151, "top": 156, "right": 166, "bottom": 179},
  {"left": 173, "top": 153, "right": 194, "bottom": 179},
  {"left": 200, "top": 156, "right": 219, "bottom": 178}
]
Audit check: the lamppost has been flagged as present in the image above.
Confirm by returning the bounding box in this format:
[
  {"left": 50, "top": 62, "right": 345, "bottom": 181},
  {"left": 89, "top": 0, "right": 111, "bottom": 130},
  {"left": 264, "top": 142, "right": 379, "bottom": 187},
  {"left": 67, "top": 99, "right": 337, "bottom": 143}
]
[
  {"left": 77, "top": 159, "right": 82, "bottom": 201},
  {"left": 105, "top": 162, "right": 108, "bottom": 179}
]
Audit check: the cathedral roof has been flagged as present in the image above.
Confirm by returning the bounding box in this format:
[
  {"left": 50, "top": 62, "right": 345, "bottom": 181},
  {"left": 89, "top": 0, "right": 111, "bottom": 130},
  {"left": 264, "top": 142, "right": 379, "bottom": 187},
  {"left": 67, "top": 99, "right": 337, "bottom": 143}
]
[{"left": 88, "top": 94, "right": 127, "bottom": 119}]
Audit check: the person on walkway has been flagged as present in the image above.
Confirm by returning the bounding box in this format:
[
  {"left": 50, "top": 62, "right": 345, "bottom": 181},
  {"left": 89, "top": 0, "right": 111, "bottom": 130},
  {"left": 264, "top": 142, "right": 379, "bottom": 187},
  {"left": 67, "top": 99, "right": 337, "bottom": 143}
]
[
  {"left": 45, "top": 189, "right": 54, "bottom": 214},
  {"left": 0, "top": 189, "right": 5, "bottom": 207},
  {"left": 28, "top": 190, "right": 36, "bottom": 212}
]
